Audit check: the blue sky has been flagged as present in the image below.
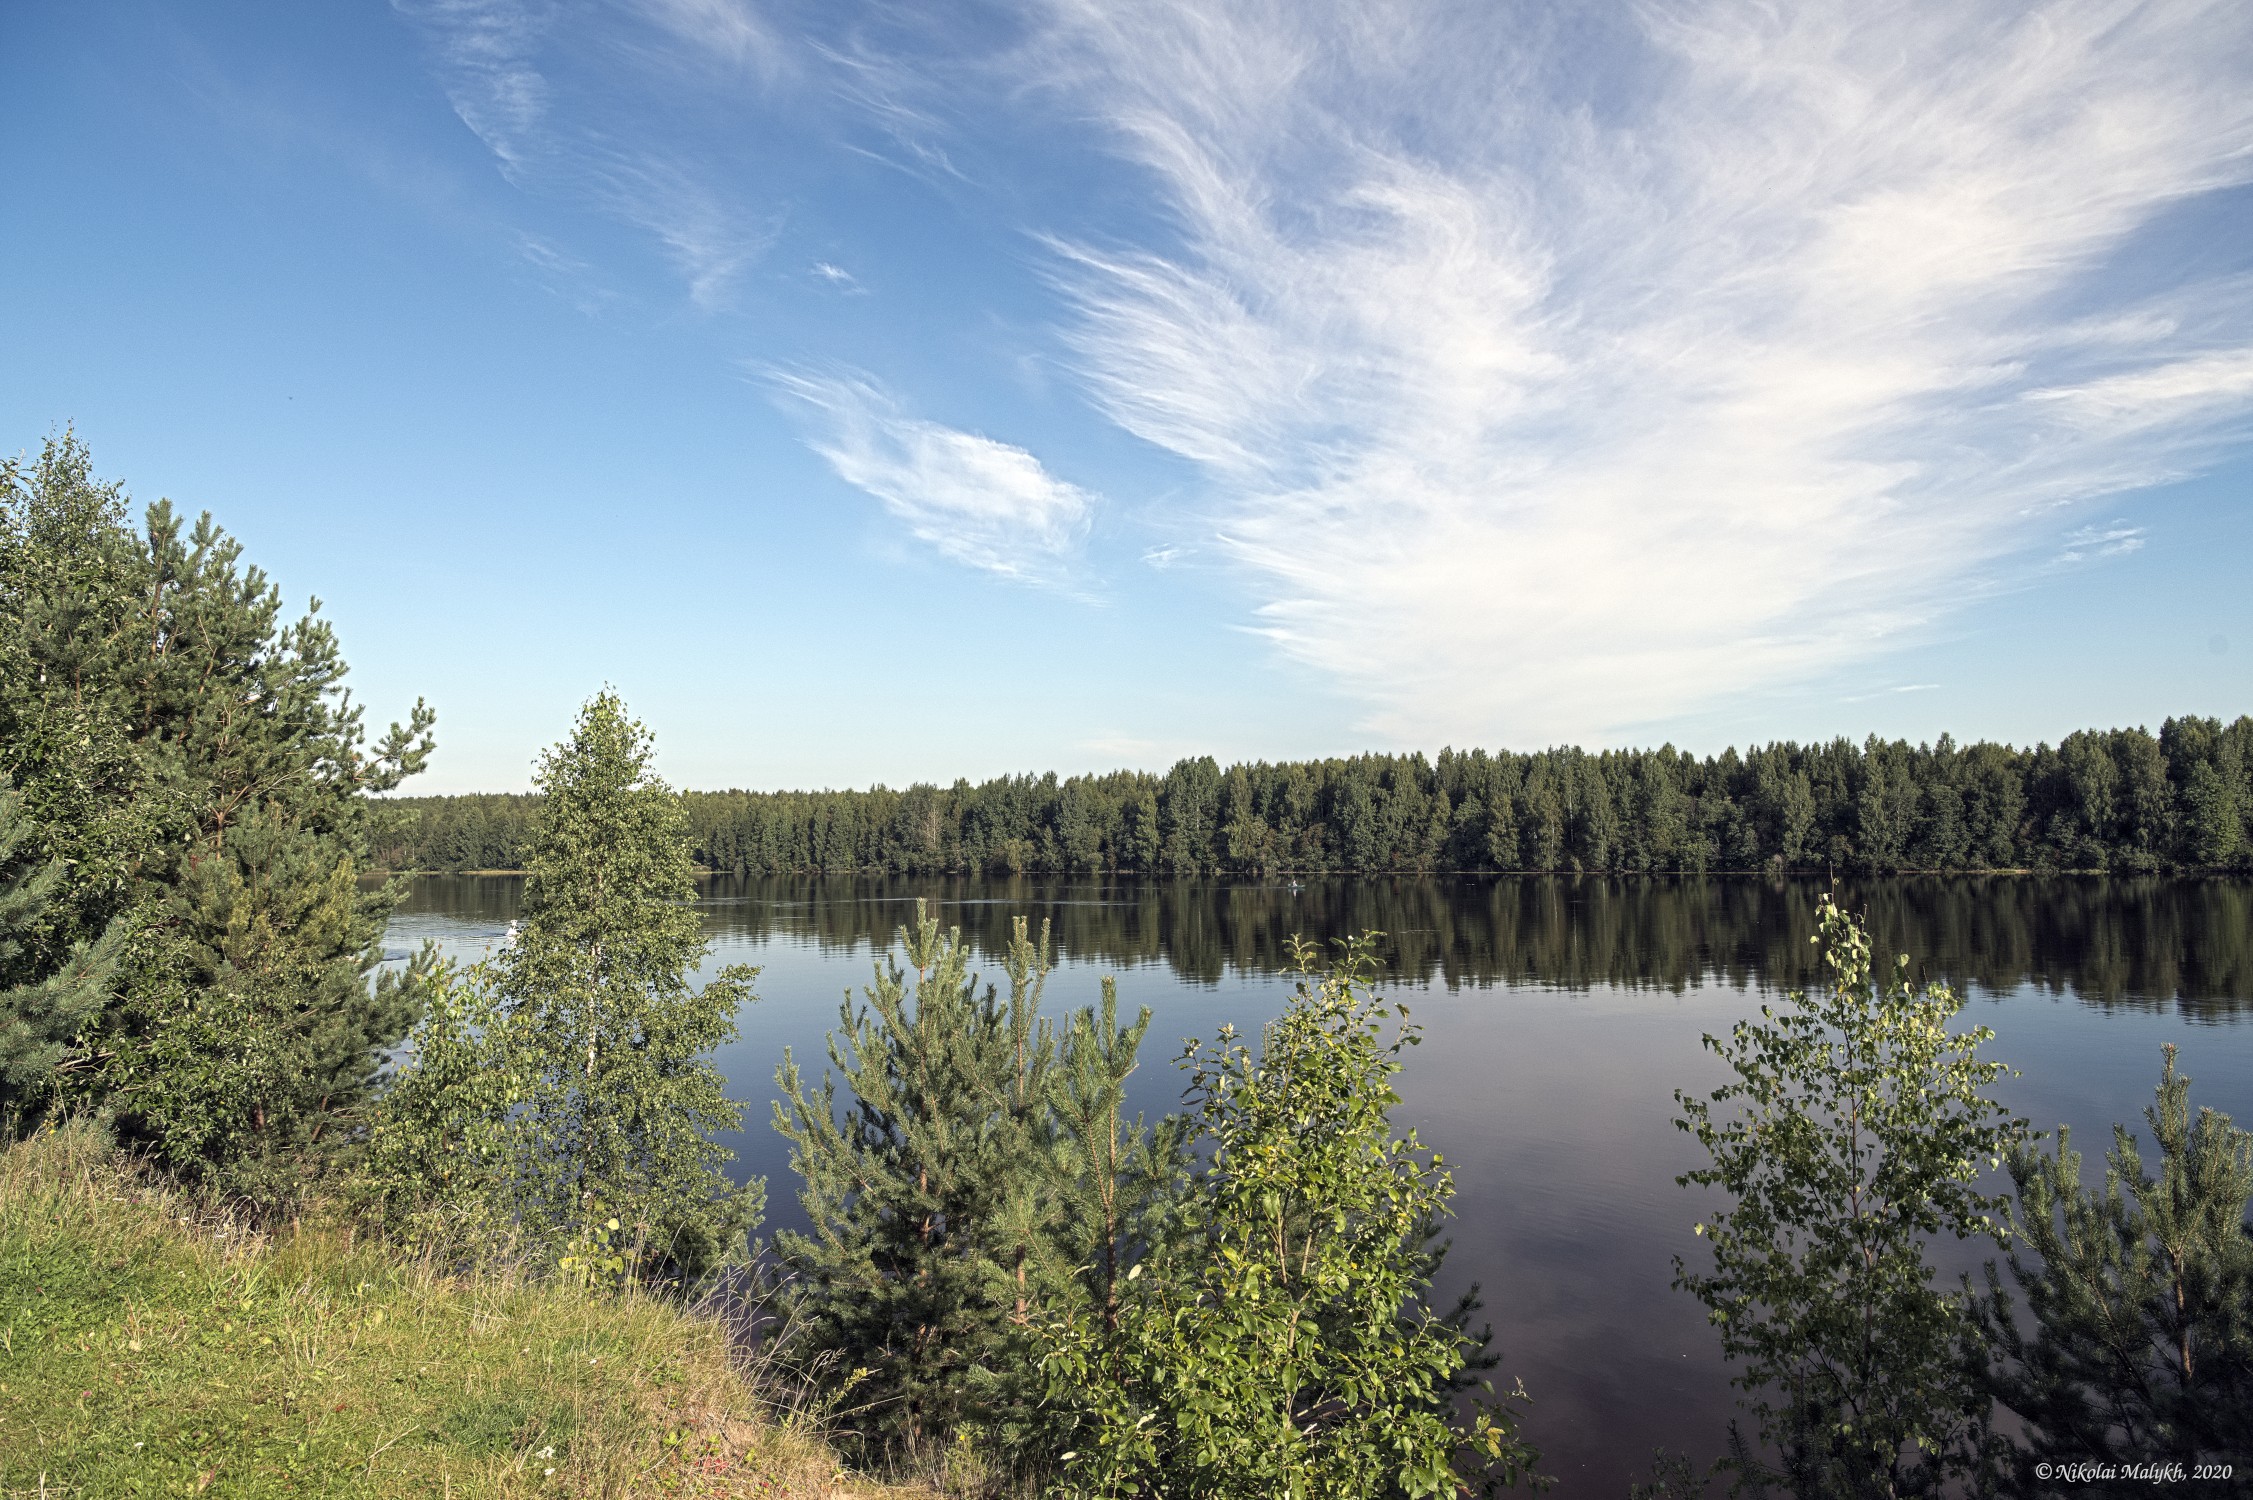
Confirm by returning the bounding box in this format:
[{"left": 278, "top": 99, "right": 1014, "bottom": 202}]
[{"left": 4, "top": 1, "right": 2250, "bottom": 793}]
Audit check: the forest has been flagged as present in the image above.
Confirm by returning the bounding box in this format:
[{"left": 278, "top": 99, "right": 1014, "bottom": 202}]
[{"left": 380, "top": 717, "right": 2253, "bottom": 877}]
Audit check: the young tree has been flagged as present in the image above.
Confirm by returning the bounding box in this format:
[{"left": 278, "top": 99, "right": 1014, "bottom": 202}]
[
  {"left": 1042, "top": 937, "right": 1537, "bottom": 1500},
  {"left": 1045, "top": 977, "right": 1188, "bottom": 1336},
  {"left": 0, "top": 434, "right": 434, "bottom": 1195},
  {"left": 1673, "top": 895, "right": 2024, "bottom": 1495},
  {"left": 494, "top": 691, "right": 760, "bottom": 1290},
  {"left": 1976, "top": 1046, "right": 2253, "bottom": 1485},
  {"left": 773, "top": 906, "right": 1061, "bottom": 1468}
]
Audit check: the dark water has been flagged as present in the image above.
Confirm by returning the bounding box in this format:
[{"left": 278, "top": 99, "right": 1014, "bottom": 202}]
[{"left": 387, "top": 874, "right": 2253, "bottom": 1493}]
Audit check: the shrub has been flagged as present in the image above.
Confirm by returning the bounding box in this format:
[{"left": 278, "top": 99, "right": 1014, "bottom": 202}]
[
  {"left": 1042, "top": 936, "right": 1537, "bottom": 1499},
  {"left": 1673, "top": 894, "right": 2023, "bottom": 1495}
]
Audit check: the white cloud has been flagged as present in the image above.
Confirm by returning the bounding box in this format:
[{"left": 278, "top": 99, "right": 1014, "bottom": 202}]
[
  {"left": 776, "top": 373, "right": 1097, "bottom": 585},
  {"left": 586, "top": 151, "right": 772, "bottom": 310},
  {"left": 2028, "top": 347, "right": 2253, "bottom": 436},
  {"left": 394, "top": 0, "right": 774, "bottom": 308},
  {"left": 2056, "top": 522, "right": 2148, "bottom": 564},
  {"left": 1840, "top": 683, "right": 1941, "bottom": 703},
  {"left": 1015, "top": 0, "right": 2253, "bottom": 744},
  {"left": 1076, "top": 730, "right": 1195, "bottom": 765},
  {"left": 634, "top": 0, "right": 781, "bottom": 76},
  {"left": 392, "top": 0, "right": 553, "bottom": 170}
]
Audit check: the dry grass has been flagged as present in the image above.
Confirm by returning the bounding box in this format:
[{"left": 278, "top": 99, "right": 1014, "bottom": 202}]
[{"left": 0, "top": 1123, "right": 942, "bottom": 1499}]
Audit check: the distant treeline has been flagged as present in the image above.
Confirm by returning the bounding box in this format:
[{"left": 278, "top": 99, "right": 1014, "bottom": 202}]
[{"left": 376, "top": 716, "right": 2253, "bottom": 877}]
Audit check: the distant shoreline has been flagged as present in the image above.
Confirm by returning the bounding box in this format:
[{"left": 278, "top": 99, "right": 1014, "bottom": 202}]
[{"left": 373, "top": 865, "right": 2249, "bottom": 880}]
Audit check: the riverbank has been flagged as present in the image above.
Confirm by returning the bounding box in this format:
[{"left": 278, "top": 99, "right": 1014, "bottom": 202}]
[{"left": 0, "top": 1125, "right": 937, "bottom": 1499}]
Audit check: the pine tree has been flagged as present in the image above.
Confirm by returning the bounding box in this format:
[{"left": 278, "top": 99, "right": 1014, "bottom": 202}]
[
  {"left": 1046, "top": 978, "right": 1188, "bottom": 1336},
  {"left": 1977, "top": 1046, "right": 2253, "bottom": 1485},
  {"left": 1, "top": 434, "right": 435, "bottom": 1194},
  {"left": 773, "top": 905, "right": 1063, "bottom": 1467},
  {"left": 0, "top": 776, "right": 123, "bottom": 1104},
  {"left": 493, "top": 691, "right": 760, "bottom": 1291},
  {"left": 120, "top": 805, "right": 426, "bottom": 1196}
]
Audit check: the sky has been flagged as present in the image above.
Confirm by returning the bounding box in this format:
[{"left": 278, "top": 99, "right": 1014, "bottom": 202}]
[{"left": 4, "top": 0, "right": 2251, "bottom": 794}]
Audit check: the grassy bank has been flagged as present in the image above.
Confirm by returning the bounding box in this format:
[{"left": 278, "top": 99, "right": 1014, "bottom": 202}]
[{"left": 0, "top": 1126, "right": 930, "bottom": 1499}]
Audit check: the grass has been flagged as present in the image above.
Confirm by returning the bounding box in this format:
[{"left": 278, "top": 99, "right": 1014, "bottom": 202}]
[{"left": 0, "top": 1124, "right": 939, "bottom": 1499}]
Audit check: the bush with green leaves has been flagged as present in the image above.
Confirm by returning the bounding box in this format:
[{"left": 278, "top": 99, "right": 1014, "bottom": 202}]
[
  {"left": 1040, "top": 936, "right": 1537, "bottom": 1500},
  {"left": 1976, "top": 1045, "right": 2252, "bottom": 1486},
  {"left": 360, "top": 953, "right": 521, "bottom": 1254},
  {"left": 0, "top": 433, "right": 433, "bottom": 1198},
  {"left": 1673, "top": 894, "right": 2024, "bottom": 1496}
]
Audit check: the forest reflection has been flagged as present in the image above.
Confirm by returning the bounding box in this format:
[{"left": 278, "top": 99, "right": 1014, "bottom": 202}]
[{"left": 396, "top": 874, "right": 2253, "bottom": 1017}]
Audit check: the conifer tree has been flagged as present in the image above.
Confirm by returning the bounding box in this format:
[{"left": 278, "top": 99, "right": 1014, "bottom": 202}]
[
  {"left": 493, "top": 691, "right": 760, "bottom": 1290},
  {"left": 1977, "top": 1046, "right": 2253, "bottom": 1482},
  {"left": 1, "top": 434, "right": 434, "bottom": 1195},
  {"left": 0, "top": 776, "right": 122, "bottom": 1103},
  {"left": 775, "top": 906, "right": 1071, "bottom": 1466},
  {"left": 1046, "top": 978, "right": 1188, "bottom": 1334}
]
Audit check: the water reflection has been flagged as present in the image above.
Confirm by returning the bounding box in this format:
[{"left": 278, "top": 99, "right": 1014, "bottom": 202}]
[{"left": 398, "top": 872, "right": 2253, "bottom": 1014}]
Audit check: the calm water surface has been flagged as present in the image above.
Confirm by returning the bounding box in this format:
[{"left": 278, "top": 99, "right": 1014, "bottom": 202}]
[{"left": 387, "top": 874, "right": 2253, "bottom": 1494}]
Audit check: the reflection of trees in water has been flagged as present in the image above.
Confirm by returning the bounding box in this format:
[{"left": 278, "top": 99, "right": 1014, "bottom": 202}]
[{"left": 394, "top": 875, "right": 2253, "bottom": 1016}]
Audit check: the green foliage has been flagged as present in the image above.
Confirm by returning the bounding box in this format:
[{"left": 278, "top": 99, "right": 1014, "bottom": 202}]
[
  {"left": 1976, "top": 1046, "right": 2253, "bottom": 1485},
  {"left": 362, "top": 953, "right": 522, "bottom": 1254},
  {"left": 494, "top": 691, "right": 762, "bottom": 1291},
  {"left": 0, "top": 775, "right": 122, "bottom": 1103},
  {"left": 0, "top": 433, "right": 434, "bottom": 1197},
  {"left": 382, "top": 721, "right": 2253, "bottom": 876},
  {"left": 1041, "top": 937, "right": 1538, "bottom": 1499},
  {"left": 773, "top": 904, "right": 1068, "bottom": 1468},
  {"left": 1047, "top": 976, "right": 1190, "bottom": 1338},
  {"left": 1673, "top": 895, "right": 2024, "bottom": 1495},
  {"left": 117, "top": 808, "right": 427, "bottom": 1200}
]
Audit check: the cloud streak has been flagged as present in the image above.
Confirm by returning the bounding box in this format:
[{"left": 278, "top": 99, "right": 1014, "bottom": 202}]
[
  {"left": 393, "top": 0, "right": 775, "bottom": 308},
  {"left": 776, "top": 373, "right": 1097, "bottom": 585},
  {"left": 2056, "top": 522, "right": 2148, "bottom": 564},
  {"left": 1016, "top": 0, "right": 2253, "bottom": 744}
]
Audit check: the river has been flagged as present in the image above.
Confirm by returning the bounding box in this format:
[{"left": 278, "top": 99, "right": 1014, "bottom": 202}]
[{"left": 385, "top": 873, "right": 2253, "bottom": 1492}]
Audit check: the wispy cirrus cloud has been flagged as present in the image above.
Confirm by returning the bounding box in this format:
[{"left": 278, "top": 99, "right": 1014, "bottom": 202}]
[
  {"left": 1010, "top": 0, "right": 2253, "bottom": 744},
  {"left": 775, "top": 373, "right": 1098, "bottom": 586},
  {"left": 636, "top": 0, "right": 782, "bottom": 77},
  {"left": 2056, "top": 522, "right": 2148, "bottom": 564},
  {"left": 392, "top": 0, "right": 776, "bottom": 308},
  {"left": 392, "top": 0, "right": 553, "bottom": 171}
]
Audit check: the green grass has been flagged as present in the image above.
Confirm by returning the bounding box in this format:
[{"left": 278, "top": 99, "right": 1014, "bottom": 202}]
[{"left": 0, "top": 1124, "right": 932, "bottom": 1499}]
